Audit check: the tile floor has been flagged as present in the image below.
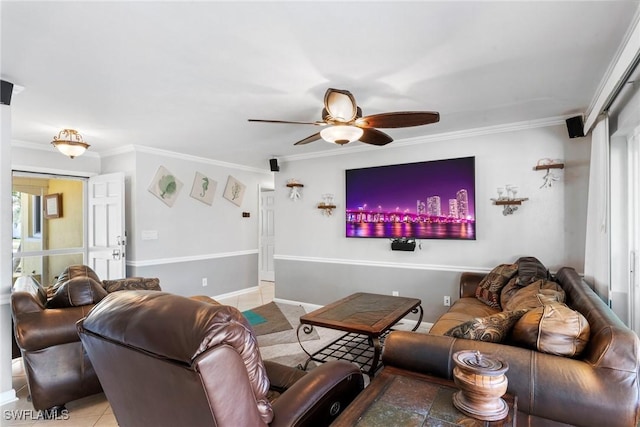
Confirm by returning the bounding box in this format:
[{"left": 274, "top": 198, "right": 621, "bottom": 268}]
[{"left": 1, "top": 282, "right": 275, "bottom": 427}]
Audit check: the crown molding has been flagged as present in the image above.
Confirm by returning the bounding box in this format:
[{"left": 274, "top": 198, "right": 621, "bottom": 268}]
[
  {"left": 584, "top": 6, "right": 640, "bottom": 133},
  {"left": 280, "top": 115, "right": 569, "bottom": 163},
  {"left": 15, "top": 140, "right": 270, "bottom": 174},
  {"left": 12, "top": 139, "right": 101, "bottom": 158},
  {"left": 123, "top": 145, "right": 269, "bottom": 174}
]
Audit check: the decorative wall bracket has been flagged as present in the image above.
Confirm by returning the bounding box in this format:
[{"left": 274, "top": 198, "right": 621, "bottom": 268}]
[
  {"left": 286, "top": 179, "right": 303, "bottom": 201},
  {"left": 317, "top": 202, "right": 337, "bottom": 216},
  {"left": 317, "top": 193, "right": 336, "bottom": 216},
  {"left": 534, "top": 159, "right": 564, "bottom": 188},
  {"left": 491, "top": 198, "right": 529, "bottom": 216}
]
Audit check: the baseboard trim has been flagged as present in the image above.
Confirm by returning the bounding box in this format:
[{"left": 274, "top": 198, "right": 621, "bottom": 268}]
[
  {"left": 212, "top": 285, "right": 260, "bottom": 301},
  {"left": 274, "top": 297, "right": 323, "bottom": 313},
  {"left": 0, "top": 388, "right": 17, "bottom": 407}
]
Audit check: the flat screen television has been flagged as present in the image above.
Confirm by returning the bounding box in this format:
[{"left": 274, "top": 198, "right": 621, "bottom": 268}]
[{"left": 345, "top": 156, "right": 476, "bottom": 240}]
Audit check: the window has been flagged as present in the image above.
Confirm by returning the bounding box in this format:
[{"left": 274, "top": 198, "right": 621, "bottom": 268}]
[{"left": 31, "top": 195, "right": 41, "bottom": 237}]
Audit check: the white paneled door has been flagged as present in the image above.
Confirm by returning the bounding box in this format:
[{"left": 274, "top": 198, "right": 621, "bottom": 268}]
[
  {"left": 260, "top": 190, "right": 275, "bottom": 282},
  {"left": 88, "top": 173, "right": 126, "bottom": 279}
]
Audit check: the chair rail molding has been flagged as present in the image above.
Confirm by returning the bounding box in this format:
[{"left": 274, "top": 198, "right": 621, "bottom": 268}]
[{"left": 274, "top": 254, "right": 493, "bottom": 274}]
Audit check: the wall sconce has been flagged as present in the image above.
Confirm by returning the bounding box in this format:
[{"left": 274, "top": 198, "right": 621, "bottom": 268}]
[
  {"left": 51, "top": 129, "right": 90, "bottom": 159},
  {"left": 286, "top": 179, "right": 303, "bottom": 201}
]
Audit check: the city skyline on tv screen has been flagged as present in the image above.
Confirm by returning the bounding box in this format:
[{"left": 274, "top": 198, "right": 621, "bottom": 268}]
[{"left": 345, "top": 156, "right": 476, "bottom": 239}]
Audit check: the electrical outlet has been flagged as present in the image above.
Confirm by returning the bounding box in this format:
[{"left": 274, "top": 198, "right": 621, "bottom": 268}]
[
  {"left": 444, "top": 296, "right": 451, "bottom": 306},
  {"left": 392, "top": 291, "right": 399, "bottom": 296},
  {"left": 202, "top": 278, "right": 208, "bottom": 287}
]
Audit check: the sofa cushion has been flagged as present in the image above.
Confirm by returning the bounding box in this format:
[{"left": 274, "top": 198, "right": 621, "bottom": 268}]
[
  {"left": 444, "top": 309, "right": 528, "bottom": 343},
  {"left": 102, "top": 277, "right": 161, "bottom": 292},
  {"left": 46, "top": 277, "right": 108, "bottom": 308},
  {"left": 475, "top": 263, "right": 518, "bottom": 309},
  {"left": 512, "top": 302, "right": 590, "bottom": 357},
  {"left": 502, "top": 279, "right": 565, "bottom": 311},
  {"left": 429, "top": 297, "right": 499, "bottom": 335},
  {"left": 516, "top": 256, "right": 548, "bottom": 286},
  {"left": 49, "top": 265, "right": 102, "bottom": 296}
]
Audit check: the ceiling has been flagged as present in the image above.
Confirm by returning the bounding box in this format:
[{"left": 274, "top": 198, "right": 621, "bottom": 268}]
[{"left": 2, "top": 1, "right": 639, "bottom": 170}]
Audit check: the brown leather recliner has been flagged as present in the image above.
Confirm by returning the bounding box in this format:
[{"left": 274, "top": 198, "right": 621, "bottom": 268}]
[
  {"left": 77, "top": 290, "right": 365, "bottom": 427},
  {"left": 11, "top": 265, "right": 162, "bottom": 413}
]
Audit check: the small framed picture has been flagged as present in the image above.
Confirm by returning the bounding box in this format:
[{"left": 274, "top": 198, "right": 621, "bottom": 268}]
[
  {"left": 190, "top": 172, "right": 217, "bottom": 206},
  {"left": 44, "top": 193, "right": 62, "bottom": 219},
  {"left": 223, "top": 176, "right": 246, "bottom": 207},
  {"left": 147, "top": 166, "right": 183, "bottom": 207}
]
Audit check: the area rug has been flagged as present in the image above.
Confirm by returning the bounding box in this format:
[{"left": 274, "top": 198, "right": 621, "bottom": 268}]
[
  {"left": 243, "top": 302, "right": 320, "bottom": 347},
  {"left": 243, "top": 301, "right": 346, "bottom": 370}
]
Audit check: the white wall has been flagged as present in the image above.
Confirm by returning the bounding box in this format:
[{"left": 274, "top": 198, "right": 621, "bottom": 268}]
[
  {"left": 273, "top": 122, "right": 591, "bottom": 319},
  {"left": 102, "top": 147, "right": 274, "bottom": 296}
]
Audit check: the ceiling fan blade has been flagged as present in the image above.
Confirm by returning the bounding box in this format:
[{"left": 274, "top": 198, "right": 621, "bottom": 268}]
[
  {"left": 248, "top": 119, "right": 326, "bottom": 126},
  {"left": 293, "top": 132, "right": 322, "bottom": 146},
  {"left": 359, "top": 128, "right": 393, "bottom": 146},
  {"left": 324, "top": 88, "right": 358, "bottom": 122},
  {"left": 356, "top": 111, "right": 440, "bottom": 128}
]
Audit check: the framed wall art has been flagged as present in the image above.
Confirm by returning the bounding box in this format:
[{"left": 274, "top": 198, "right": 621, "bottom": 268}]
[
  {"left": 190, "top": 172, "right": 217, "bottom": 206},
  {"left": 148, "top": 166, "right": 183, "bottom": 207},
  {"left": 223, "top": 175, "right": 246, "bottom": 207},
  {"left": 346, "top": 156, "right": 476, "bottom": 240},
  {"left": 44, "top": 193, "right": 62, "bottom": 219}
]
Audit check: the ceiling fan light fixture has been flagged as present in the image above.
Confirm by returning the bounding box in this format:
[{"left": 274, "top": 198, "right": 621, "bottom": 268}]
[
  {"left": 320, "top": 125, "right": 363, "bottom": 145},
  {"left": 51, "top": 129, "right": 90, "bottom": 159},
  {"left": 324, "top": 89, "right": 358, "bottom": 122}
]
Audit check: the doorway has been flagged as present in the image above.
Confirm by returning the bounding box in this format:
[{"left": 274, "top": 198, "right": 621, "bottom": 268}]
[
  {"left": 259, "top": 188, "right": 275, "bottom": 282},
  {"left": 12, "top": 172, "right": 86, "bottom": 286}
]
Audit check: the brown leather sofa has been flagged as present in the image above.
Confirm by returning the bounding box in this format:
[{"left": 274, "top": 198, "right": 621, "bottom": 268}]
[
  {"left": 77, "top": 290, "right": 365, "bottom": 427},
  {"left": 381, "top": 266, "right": 640, "bottom": 427},
  {"left": 11, "top": 265, "right": 161, "bottom": 413}
]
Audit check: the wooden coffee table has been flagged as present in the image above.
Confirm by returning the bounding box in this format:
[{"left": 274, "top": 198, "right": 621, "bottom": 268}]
[{"left": 296, "top": 292, "right": 422, "bottom": 378}]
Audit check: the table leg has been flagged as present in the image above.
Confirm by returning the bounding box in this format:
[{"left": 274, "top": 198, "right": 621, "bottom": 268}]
[
  {"left": 410, "top": 305, "right": 424, "bottom": 331},
  {"left": 296, "top": 323, "right": 315, "bottom": 370},
  {"left": 368, "top": 336, "right": 382, "bottom": 379}
]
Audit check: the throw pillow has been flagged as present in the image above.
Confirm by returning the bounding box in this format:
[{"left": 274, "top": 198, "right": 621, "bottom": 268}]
[
  {"left": 46, "top": 276, "right": 108, "bottom": 308},
  {"left": 502, "top": 279, "right": 565, "bottom": 311},
  {"left": 444, "top": 309, "right": 528, "bottom": 343},
  {"left": 516, "top": 256, "right": 549, "bottom": 286},
  {"left": 102, "top": 277, "right": 161, "bottom": 292},
  {"left": 475, "top": 263, "right": 518, "bottom": 309},
  {"left": 512, "top": 302, "right": 590, "bottom": 357}
]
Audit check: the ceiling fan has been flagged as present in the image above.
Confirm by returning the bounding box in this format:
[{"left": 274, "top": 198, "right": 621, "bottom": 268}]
[{"left": 248, "top": 88, "right": 440, "bottom": 146}]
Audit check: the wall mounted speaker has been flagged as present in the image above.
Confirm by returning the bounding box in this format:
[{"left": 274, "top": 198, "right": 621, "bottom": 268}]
[
  {"left": 1, "top": 80, "right": 14, "bottom": 106},
  {"left": 566, "top": 116, "right": 585, "bottom": 138},
  {"left": 269, "top": 158, "right": 280, "bottom": 172}
]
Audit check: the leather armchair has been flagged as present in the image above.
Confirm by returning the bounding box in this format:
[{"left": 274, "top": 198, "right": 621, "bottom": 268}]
[
  {"left": 11, "top": 273, "right": 103, "bottom": 412},
  {"left": 77, "top": 290, "right": 365, "bottom": 427},
  {"left": 11, "top": 265, "right": 162, "bottom": 413}
]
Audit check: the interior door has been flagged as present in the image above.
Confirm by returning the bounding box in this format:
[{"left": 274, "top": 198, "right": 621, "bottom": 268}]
[
  {"left": 260, "top": 190, "right": 275, "bottom": 282},
  {"left": 88, "top": 172, "right": 126, "bottom": 279}
]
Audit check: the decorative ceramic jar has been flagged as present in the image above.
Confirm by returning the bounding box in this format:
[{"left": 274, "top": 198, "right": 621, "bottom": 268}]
[{"left": 452, "top": 350, "right": 509, "bottom": 421}]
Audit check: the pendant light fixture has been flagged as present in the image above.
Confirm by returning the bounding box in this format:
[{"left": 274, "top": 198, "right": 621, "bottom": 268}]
[{"left": 51, "top": 129, "right": 90, "bottom": 159}]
